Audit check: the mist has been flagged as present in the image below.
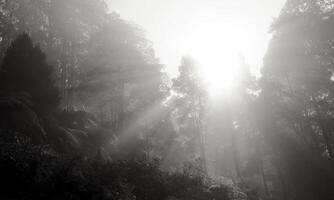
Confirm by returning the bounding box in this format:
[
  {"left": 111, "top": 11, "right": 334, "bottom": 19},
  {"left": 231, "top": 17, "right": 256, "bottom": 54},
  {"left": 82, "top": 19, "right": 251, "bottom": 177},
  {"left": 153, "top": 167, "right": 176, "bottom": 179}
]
[{"left": 0, "top": 0, "right": 334, "bottom": 200}]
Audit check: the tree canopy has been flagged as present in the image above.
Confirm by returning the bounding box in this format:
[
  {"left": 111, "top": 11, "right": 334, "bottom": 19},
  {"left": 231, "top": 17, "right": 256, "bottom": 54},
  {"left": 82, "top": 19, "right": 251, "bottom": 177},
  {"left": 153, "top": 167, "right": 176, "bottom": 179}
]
[{"left": 1, "top": 0, "right": 334, "bottom": 200}]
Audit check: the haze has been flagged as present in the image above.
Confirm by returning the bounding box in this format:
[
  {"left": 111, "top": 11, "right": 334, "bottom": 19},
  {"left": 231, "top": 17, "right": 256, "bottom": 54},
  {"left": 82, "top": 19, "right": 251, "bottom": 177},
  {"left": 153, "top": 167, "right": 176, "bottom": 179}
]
[
  {"left": 107, "top": 0, "right": 285, "bottom": 76},
  {"left": 3, "top": 1, "right": 334, "bottom": 200}
]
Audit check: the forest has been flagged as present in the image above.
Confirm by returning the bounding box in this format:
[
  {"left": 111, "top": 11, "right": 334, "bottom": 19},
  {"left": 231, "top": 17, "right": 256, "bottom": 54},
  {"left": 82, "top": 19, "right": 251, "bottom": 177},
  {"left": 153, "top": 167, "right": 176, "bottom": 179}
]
[{"left": 1, "top": 0, "right": 334, "bottom": 200}]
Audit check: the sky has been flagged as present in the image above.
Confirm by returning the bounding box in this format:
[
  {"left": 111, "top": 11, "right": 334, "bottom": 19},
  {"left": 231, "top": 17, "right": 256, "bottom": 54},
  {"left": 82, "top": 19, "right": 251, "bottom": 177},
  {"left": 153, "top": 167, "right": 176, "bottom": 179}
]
[{"left": 106, "top": 0, "right": 286, "bottom": 77}]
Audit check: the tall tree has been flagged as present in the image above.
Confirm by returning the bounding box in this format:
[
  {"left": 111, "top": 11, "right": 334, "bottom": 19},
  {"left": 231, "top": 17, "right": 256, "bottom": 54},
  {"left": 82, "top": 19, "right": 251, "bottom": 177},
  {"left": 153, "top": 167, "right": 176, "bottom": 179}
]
[
  {"left": 0, "top": 0, "right": 109, "bottom": 109},
  {"left": 259, "top": 1, "right": 334, "bottom": 199},
  {"left": 78, "top": 18, "right": 165, "bottom": 127},
  {"left": 171, "top": 56, "right": 208, "bottom": 173},
  {"left": 0, "top": 33, "right": 59, "bottom": 115}
]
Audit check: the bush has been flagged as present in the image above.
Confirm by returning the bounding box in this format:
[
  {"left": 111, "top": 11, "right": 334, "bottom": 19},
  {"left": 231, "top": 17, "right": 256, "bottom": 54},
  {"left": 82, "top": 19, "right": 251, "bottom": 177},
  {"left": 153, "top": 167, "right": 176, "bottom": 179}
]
[{"left": 0, "top": 141, "right": 232, "bottom": 200}]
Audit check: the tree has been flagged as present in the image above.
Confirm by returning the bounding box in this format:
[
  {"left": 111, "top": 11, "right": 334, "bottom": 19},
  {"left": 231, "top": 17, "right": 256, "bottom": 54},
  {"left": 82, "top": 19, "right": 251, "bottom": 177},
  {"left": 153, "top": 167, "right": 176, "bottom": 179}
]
[
  {"left": 78, "top": 19, "right": 165, "bottom": 128},
  {"left": 0, "top": 33, "right": 59, "bottom": 115},
  {"left": 0, "top": 0, "right": 110, "bottom": 109},
  {"left": 259, "top": 1, "right": 334, "bottom": 199},
  {"left": 171, "top": 56, "right": 208, "bottom": 173}
]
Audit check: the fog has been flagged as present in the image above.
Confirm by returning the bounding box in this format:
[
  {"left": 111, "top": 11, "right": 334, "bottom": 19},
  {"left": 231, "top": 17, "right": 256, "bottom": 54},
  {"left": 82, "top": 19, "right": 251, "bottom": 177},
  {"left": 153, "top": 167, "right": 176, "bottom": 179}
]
[
  {"left": 1, "top": 0, "right": 334, "bottom": 200},
  {"left": 107, "top": 0, "right": 285, "bottom": 76}
]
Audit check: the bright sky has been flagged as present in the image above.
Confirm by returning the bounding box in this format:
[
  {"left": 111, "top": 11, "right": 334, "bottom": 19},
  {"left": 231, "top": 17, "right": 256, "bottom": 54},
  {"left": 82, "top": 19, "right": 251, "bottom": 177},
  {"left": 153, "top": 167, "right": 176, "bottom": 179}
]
[{"left": 106, "top": 0, "right": 286, "bottom": 77}]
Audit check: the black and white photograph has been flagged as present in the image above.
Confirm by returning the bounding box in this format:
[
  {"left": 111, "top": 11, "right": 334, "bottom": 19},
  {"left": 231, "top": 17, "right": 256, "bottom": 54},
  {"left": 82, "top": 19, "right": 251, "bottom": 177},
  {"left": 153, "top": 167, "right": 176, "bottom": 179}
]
[{"left": 0, "top": 0, "right": 333, "bottom": 200}]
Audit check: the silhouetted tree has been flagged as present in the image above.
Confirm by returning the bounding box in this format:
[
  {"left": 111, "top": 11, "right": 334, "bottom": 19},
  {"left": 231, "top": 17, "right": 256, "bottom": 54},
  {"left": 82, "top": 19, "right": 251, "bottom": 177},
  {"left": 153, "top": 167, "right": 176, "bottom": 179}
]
[
  {"left": 0, "top": 0, "right": 110, "bottom": 109},
  {"left": 0, "top": 33, "right": 59, "bottom": 115}
]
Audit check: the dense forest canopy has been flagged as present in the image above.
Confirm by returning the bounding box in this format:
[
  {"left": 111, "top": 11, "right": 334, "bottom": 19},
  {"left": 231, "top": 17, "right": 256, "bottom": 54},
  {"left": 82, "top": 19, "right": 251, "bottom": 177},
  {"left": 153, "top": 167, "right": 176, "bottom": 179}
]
[{"left": 1, "top": 0, "right": 334, "bottom": 200}]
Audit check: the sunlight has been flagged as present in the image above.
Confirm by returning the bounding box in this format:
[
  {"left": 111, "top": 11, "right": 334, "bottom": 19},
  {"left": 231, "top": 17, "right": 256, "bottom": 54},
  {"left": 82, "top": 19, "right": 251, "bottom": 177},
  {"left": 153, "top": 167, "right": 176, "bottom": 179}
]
[{"left": 180, "top": 21, "right": 243, "bottom": 96}]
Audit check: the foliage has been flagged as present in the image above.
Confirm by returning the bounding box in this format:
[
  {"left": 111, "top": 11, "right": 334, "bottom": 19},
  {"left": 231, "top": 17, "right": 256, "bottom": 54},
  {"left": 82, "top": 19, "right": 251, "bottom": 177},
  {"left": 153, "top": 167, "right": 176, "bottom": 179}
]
[
  {"left": 5, "top": 1, "right": 334, "bottom": 200},
  {"left": 258, "top": 1, "right": 334, "bottom": 199},
  {"left": 0, "top": 33, "right": 59, "bottom": 115},
  {"left": 169, "top": 56, "right": 208, "bottom": 168},
  {"left": 0, "top": 141, "right": 233, "bottom": 200}
]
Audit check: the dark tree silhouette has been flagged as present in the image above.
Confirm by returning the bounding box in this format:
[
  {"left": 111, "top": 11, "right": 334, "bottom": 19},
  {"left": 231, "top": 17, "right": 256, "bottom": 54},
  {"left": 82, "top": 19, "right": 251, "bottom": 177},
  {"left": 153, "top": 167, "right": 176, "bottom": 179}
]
[{"left": 0, "top": 33, "right": 59, "bottom": 115}]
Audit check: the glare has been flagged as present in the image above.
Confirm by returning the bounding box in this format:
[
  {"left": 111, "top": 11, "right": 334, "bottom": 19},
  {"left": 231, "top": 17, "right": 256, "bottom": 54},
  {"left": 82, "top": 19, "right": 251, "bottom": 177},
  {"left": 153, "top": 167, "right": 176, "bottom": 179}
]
[{"left": 180, "top": 22, "right": 242, "bottom": 96}]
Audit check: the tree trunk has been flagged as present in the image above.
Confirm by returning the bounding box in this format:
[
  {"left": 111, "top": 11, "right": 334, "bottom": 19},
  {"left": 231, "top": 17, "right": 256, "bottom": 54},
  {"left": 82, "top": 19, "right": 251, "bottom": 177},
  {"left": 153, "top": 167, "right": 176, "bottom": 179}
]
[
  {"left": 231, "top": 132, "right": 242, "bottom": 179},
  {"left": 196, "top": 96, "right": 207, "bottom": 175},
  {"left": 260, "top": 158, "right": 270, "bottom": 197},
  {"left": 277, "top": 164, "right": 288, "bottom": 200}
]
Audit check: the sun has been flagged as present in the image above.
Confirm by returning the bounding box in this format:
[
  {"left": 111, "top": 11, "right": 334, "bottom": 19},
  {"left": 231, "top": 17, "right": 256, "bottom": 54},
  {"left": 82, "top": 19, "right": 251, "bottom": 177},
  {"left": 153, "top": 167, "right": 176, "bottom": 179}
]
[{"left": 179, "top": 21, "right": 242, "bottom": 96}]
